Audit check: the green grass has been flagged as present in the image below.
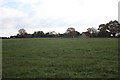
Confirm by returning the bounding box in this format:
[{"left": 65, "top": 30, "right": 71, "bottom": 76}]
[{"left": 2, "top": 38, "right": 118, "bottom": 78}]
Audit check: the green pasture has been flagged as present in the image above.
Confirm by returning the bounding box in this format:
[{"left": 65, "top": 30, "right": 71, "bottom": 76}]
[{"left": 2, "top": 38, "right": 118, "bottom": 78}]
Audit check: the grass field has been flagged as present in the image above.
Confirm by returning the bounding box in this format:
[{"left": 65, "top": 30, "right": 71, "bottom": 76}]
[{"left": 2, "top": 38, "right": 118, "bottom": 78}]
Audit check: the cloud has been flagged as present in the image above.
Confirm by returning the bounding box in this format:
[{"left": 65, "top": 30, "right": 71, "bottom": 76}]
[
  {"left": 0, "top": 7, "right": 27, "bottom": 18},
  {"left": 0, "top": 7, "right": 28, "bottom": 36},
  {"left": 0, "top": 0, "right": 119, "bottom": 37}
]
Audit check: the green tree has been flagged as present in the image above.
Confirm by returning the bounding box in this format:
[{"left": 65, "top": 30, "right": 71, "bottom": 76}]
[
  {"left": 106, "top": 20, "right": 120, "bottom": 37},
  {"left": 87, "top": 27, "right": 98, "bottom": 37},
  {"left": 33, "top": 31, "right": 44, "bottom": 37},
  {"left": 98, "top": 24, "right": 111, "bottom": 37},
  {"left": 98, "top": 20, "right": 120, "bottom": 37}
]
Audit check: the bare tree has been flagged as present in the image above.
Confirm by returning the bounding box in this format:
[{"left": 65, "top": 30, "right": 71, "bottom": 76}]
[
  {"left": 65, "top": 27, "right": 80, "bottom": 38},
  {"left": 18, "top": 29, "right": 27, "bottom": 35},
  {"left": 65, "top": 27, "right": 75, "bottom": 34}
]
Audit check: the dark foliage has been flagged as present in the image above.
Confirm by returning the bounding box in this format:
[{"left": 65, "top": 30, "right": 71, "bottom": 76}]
[{"left": 8, "top": 20, "right": 120, "bottom": 38}]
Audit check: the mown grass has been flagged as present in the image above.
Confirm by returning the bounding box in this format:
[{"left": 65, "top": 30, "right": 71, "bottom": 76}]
[{"left": 2, "top": 38, "right": 118, "bottom": 78}]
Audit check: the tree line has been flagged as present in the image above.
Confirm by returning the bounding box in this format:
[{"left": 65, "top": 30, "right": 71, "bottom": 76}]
[{"left": 8, "top": 20, "right": 120, "bottom": 38}]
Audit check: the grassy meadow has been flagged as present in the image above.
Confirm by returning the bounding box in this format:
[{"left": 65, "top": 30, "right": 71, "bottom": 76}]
[{"left": 2, "top": 38, "right": 118, "bottom": 78}]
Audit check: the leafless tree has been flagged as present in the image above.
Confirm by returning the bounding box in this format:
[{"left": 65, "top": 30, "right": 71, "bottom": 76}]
[{"left": 18, "top": 28, "right": 27, "bottom": 35}]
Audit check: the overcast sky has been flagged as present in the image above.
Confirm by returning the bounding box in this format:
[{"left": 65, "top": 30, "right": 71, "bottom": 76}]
[{"left": 0, "top": 0, "right": 119, "bottom": 37}]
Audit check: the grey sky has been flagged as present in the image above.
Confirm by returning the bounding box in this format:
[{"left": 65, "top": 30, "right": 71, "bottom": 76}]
[{"left": 0, "top": 0, "right": 119, "bottom": 37}]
